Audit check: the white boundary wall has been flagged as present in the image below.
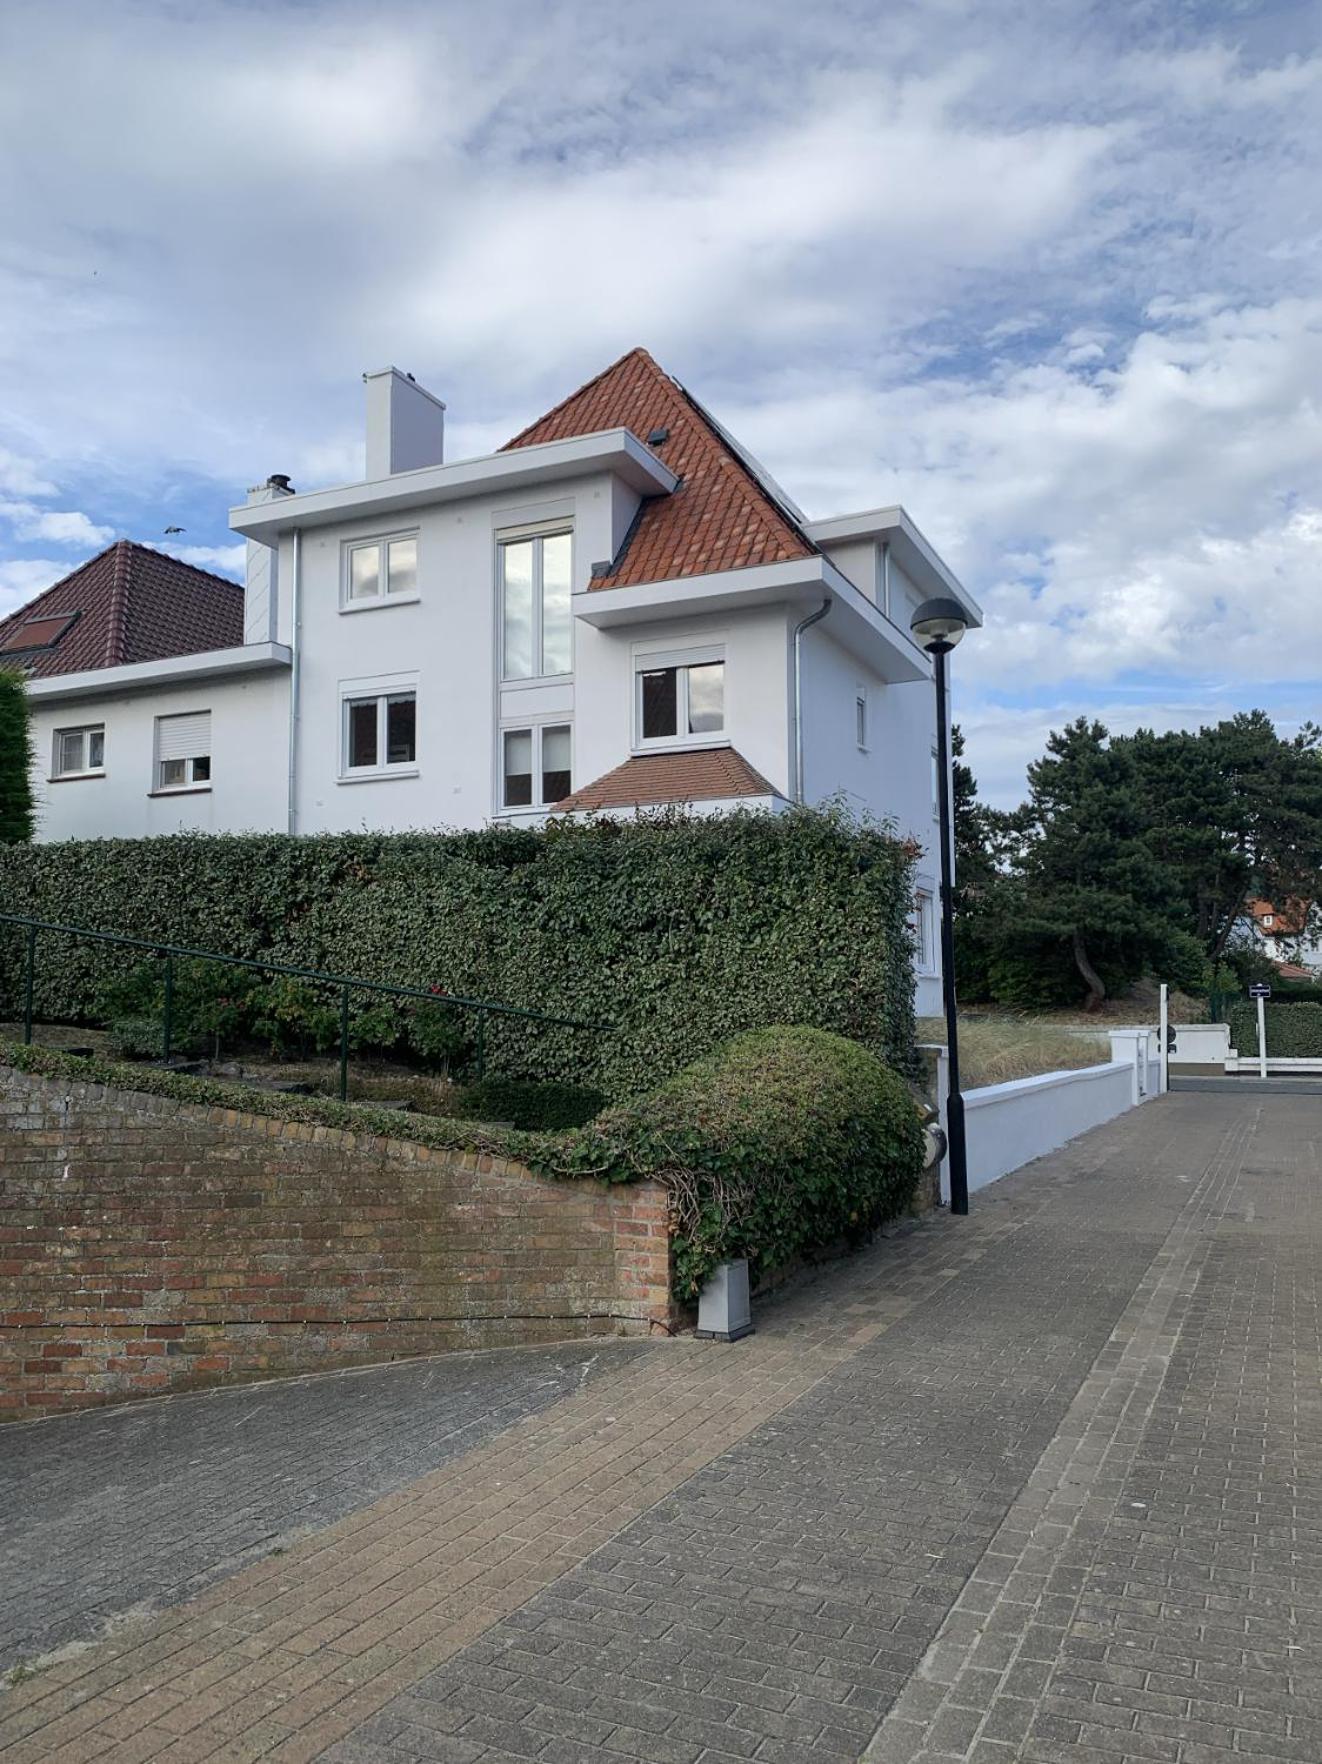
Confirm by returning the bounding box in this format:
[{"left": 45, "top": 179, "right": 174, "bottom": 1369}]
[{"left": 926, "top": 1034, "right": 1160, "bottom": 1201}]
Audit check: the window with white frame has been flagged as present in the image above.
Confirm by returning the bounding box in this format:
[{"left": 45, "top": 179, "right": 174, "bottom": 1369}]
[
  {"left": 635, "top": 648, "right": 725, "bottom": 746},
  {"left": 154, "top": 711, "right": 211, "bottom": 792},
  {"left": 912, "top": 890, "right": 936, "bottom": 972},
  {"left": 500, "top": 530, "right": 572, "bottom": 679},
  {"left": 501, "top": 723, "right": 572, "bottom": 810},
  {"left": 343, "top": 533, "right": 418, "bottom": 606},
  {"left": 342, "top": 689, "right": 417, "bottom": 776},
  {"left": 855, "top": 689, "right": 868, "bottom": 751},
  {"left": 52, "top": 723, "right": 105, "bottom": 778}
]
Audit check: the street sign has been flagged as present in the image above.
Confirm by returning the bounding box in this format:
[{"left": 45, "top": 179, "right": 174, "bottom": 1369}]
[{"left": 1249, "top": 982, "right": 1272, "bottom": 999}]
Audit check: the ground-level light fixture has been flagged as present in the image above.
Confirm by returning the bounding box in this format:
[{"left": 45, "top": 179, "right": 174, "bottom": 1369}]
[{"left": 910, "top": 595, "right": 971, "bottom": 1215}]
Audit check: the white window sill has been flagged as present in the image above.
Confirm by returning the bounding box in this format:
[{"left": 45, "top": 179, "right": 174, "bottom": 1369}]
[
  {"left": 48, "top": 770, "right": 106, "bottom": 784},
  {"left": 339, "top": 594, "right": 421, "bottom": 615},
  {"left": 149, "top": 786, "right": 212, "bottom": 798},
  {"left": 633, "top": 734, "right": 728, "bottom": 755},
  {"left": 337, "top": 766, "right": 421, "bottom": 785}
]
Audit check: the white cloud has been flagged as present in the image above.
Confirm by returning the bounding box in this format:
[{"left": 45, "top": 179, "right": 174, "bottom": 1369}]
[
  {"left": 0, "top": 502, "right": 113, "bottom": 547},
  {"left": 162, "top": 542, "right": 246, "bottom": 579},
  {"left": 0, "top": 556, "right": 70, "bottom": 618}
]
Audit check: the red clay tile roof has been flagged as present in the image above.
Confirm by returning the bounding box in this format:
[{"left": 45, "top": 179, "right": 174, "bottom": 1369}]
[
  {"left": 1247, "top": 898, "right": 1312, "bottom": 936},
  {"left": 502, "top": 347, "right": 815, "bottom": 589},
  {"left": 0, "top": 541, "right": 243, "bottom": 679},
  {"left": 553, "top": 746, "right": 778, "bottom": 813}
]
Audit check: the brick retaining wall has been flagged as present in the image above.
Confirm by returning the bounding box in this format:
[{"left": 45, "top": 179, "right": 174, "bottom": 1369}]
[{"left": 0, "top": 1065, "right": 672, "bottom": 1419}]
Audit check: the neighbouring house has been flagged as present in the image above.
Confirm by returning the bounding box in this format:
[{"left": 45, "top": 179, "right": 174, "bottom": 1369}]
[
  {"left": 2, "top": 348, "right": 980, "bottom": 1013},
  {"left": 1242, "top": 898, "right": 1322, "bottom": 976}
]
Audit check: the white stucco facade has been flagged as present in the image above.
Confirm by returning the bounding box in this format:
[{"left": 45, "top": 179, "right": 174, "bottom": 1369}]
[{"left": 22, "top": 363, "right": 979, "bottom": 1011}]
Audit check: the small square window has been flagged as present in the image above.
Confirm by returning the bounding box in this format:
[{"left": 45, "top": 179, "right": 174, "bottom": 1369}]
[
  {"left": 345, "top": 534, "right": 419, "bottom": 606},
  {"left": 154, "top": 711, "right": 211, "bottom": 791},
  {"left": 159, "top": 757, "right": 186, "bottom": 790},
  {"left": 53, "top": 724, "right": 105, "bottom": 778},
  {"left": 636, "top": 653, "right": 725, "bottom": 747}
]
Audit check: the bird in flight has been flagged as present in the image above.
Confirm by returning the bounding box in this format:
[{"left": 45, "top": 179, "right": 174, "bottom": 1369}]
[{"left": 163, "top": 526, "right": 186, "bottom": 535}]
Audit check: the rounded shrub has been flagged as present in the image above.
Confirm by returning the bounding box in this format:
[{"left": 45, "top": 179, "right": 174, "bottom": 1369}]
[{"left": 538, "top": 1024, "right": 926, "bottom": 1300}]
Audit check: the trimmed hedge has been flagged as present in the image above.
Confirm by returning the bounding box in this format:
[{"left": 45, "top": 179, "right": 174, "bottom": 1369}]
[
  {"left": 3, "top": 1028, "right": 924, "bottom": 1301},
  {"left": 536, "top": 1025, "right": 925, "bottom": 1300},
  {"left": 1229, "top": 1001, "right": 1322, "bottom": 1058},
  {"left": 0, "top": 809, "right": 918, "bottom": 1098}
]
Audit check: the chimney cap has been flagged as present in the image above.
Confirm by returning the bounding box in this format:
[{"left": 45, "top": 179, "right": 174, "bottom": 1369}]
[{"left": 266, "top": 473, "right": 295, "bottom": 494}]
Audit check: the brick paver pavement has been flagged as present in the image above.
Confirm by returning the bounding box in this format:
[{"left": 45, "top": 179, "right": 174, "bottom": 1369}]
[{"left": 2, "top": 1092, "right": 1318, "bottom": 1763}]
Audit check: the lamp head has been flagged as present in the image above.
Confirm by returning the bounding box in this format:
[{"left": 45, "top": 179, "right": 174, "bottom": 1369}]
[{"left": 910, "top": 596, "right": 969, "bottom": 655}]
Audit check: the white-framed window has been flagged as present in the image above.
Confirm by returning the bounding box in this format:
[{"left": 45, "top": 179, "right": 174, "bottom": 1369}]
[
  {"left": 342, "top": 532, "right": 419, "bottom": 608},
  {"left": 501, "top": 723, "right": 572, "bottom": 811},
  {"left": 499, "top": 529, "right": 572, "bottom": 680},
  {"left": 154, "top": 711, "right": 211, "bottom": 792},
  {"left": 634, "top": 646, "right": 725, "bottom": 748},
  {"left": 341, "top": 688, "right": 417, "bottom": 777},
  {"left": 1263, "top": 914, "right": 1274, "bottom": 927},
  {"left": 912, "top": 890, "right": 936, "bottom": 973},
  {"left": 855, "top": 689, "right": 868, "bottom": 751},
  {"left": 52, "top": 723, "right": 105, "bottom": 779}
]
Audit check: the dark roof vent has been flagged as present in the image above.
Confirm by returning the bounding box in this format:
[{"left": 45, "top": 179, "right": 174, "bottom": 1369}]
[
  {"left": 266, "top": 473, "right": 295, "bottom": 494},
  {"left": 590, "top": 560, "right": 613, "bottom": 578},
  {"left": 646, "top": 427, "right": 670, "bottom": 447}
]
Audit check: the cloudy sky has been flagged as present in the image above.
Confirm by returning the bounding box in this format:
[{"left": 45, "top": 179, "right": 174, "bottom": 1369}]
[{"left": 1, "top": 0, "right": 1318, "bottom": 804}]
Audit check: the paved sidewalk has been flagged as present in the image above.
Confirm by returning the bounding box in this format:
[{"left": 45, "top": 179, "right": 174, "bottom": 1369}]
[{"left": 2, "top": 1092, "right": 1318, "bottom": 1763}]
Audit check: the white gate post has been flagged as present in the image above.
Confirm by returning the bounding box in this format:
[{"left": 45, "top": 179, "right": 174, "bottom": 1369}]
[
  {"left": 1159, "top": 984, "right": 1169, "bottom": 1094},
  {"left": 1257, "top": 992, "right": 1268, "bottom": 1080}
]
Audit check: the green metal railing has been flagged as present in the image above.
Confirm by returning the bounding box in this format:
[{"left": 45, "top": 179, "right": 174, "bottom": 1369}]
[{"left": 0, "top": 913, "right": 604, "bottom": 1100}]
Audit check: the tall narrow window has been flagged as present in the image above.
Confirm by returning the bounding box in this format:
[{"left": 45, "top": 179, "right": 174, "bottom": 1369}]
[
  {"left": 856, "top": 691, "right": 868, "bottom": 750},
  {"left": 343, "top": 691, "right": 417, "bottom": 775},
  {"left": 636, "top": 653, "right": 725, "bottom": 746},
  {"left": 502, "top": 724, "right": 572, "bottom": 811},
  {"left": 500, "top": 530, "right": 573, "bottom": 679}
]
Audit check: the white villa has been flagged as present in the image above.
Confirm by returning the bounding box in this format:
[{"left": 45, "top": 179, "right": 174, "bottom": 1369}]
[{"left": 2, "top": 348, "right": 980, "bottom": 1013}]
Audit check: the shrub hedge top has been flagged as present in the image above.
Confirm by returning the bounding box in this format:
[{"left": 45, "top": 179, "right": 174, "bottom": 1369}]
[
  {"left": 0, "top": 808, "right": 919, "bottom": 1097},
  {"left": 536, "top": 1024, "right": 926, "bottom": 1299},
  {"left": 1, "top": 1024, "right": 926, "bottom": 1302}
]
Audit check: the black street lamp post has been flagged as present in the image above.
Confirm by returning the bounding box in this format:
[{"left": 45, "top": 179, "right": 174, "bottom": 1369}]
[{"left": 910, "top": 596, "right": 971, "bottom": 1215}]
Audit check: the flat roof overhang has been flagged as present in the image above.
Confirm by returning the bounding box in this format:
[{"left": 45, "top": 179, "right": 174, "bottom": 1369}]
[
  {"left": 573, "top": 556, "right": 932, "bottom": 684},
  {"left": 804, "top": 506, "right": 983, "bottom": 628},
  {"left": 230, "top": 429, "right": 678, "bottom": 544},
  {"left": 25, "top": 642, "right": 291, "bottom": 705}
]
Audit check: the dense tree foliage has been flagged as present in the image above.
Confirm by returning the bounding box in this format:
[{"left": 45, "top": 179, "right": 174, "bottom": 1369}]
[
  {"left": 953, "top": 714, "right": 1322, "bottom": 1010},
  {"left": 0, "top": 671, "right": 34, "bottom": 845}
]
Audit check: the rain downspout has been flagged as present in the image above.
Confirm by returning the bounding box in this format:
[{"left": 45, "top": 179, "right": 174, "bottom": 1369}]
[
  {"left": 286, "top": 528, "right": 302, "bottom": 835},
  {"left": 792, "top": 596, "right": 831, "bottom": 804},
  {"left": 881, "top": 539, "right": 891, "bottom": 621}
]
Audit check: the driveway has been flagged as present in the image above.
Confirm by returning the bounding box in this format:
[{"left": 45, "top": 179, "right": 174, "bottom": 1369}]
[{"left": 1, "top": 1091, "right": 1318, "bottom": 1763}]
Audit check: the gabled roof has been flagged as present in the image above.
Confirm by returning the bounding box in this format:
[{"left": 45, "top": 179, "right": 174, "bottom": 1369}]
[
  {"left": 502, "top": 347, "right": 816, "bottom": 589},
  {"left": 0, "top": 541, "right": 243, "bottom": 679},
  {"left": 553, "top": 745, "right": 778, "bottom": 814},
  {"left": 1247, "top": 898, "right": 1312, "bottom": 936}
]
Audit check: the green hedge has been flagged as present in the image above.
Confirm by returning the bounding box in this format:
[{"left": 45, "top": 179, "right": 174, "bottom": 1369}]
[
  {"left": 2, "top": 1027, "right": 925, "bottom": 1300},
  {"left": 536, "top": 1025, "right": 925, "bottom": 1300},
  {"left": 1229, "top": 1002, "right": 1322, "bottom": 1058},
  {"left": 0, "top": 810, "right": 918, "bottom": 1097}
]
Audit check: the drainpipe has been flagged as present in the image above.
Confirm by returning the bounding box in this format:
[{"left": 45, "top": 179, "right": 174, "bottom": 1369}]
[
  {"left": 792, "top": 596, "right": 831, "bottom": 804},
  {"left": 286, "top": 528, "right": 302, "bottom": 835},
  {"left": 881, "top": 539, "right": 892, "bottom": 620}
]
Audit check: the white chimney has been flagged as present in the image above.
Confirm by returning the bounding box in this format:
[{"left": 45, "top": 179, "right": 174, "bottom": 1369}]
[
  {"left": 243, "top": 474, "right": 293, "bottom": 646},
  {"left": 364, "top": 367, "right": 446, "bottom": 478}
]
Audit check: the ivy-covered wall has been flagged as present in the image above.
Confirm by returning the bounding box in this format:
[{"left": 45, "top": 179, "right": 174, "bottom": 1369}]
[{"left": 0, "top": 808, "right": 918, "bottom": 1097}]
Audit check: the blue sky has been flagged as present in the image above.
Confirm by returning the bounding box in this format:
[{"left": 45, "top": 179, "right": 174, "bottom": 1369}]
[{"left": 1, "top": 0, "right": 1319, "bottom": 805}]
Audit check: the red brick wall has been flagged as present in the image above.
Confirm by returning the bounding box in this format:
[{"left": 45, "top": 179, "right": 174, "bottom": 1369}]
[{"left": 0, "top": 1065, "right": 672, "bottom": 1419}]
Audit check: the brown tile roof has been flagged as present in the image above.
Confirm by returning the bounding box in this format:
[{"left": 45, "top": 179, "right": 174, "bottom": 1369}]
[
  {"left": 502, "top": 347, "right": 816, "bottom": 589},
  {"left": 1247, "top": 898, "right": 1312, "bottom": 936},
  {"left": 0, "top": 541, "right": 244, "bottom": 679},
  {"left": 552, "top": 745, "right": 778, "bottom": 814}
]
